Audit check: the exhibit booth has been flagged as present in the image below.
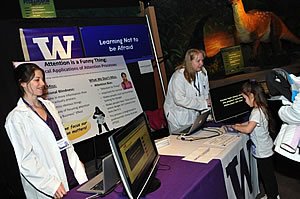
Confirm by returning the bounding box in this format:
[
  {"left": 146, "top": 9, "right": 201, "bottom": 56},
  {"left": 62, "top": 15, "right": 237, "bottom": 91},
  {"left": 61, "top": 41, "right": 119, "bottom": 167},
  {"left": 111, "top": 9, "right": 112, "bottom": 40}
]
[{"left": 2, "top": 1, "right": 300, "bottom": 198}]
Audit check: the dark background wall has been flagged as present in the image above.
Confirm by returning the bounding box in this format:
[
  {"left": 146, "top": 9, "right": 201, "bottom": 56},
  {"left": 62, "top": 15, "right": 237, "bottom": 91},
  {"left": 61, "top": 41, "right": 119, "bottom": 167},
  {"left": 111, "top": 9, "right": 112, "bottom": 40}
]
[
  {"left": 151, "top": 0, "right": 300, "bottom": 80},
  {"left": 0, "top": 19, "right": 26, "bottom": 198}
]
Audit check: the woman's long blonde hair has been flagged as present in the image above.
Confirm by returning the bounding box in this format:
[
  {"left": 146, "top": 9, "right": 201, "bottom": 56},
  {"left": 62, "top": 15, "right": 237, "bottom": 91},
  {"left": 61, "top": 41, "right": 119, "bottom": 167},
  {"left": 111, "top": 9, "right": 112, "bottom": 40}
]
[{"left": 175, "top": 49, "right": 206, "bottom": 83}]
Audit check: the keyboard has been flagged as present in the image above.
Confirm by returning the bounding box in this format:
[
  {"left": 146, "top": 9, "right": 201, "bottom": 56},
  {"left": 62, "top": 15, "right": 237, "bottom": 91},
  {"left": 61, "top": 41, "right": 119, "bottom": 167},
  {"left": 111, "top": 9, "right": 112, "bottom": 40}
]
[
  {"left": 204, "top": 134, "right": 238, "bottom": 147},
  {"left": 91, "top": 180, "right": 103, "bottom": 191}
]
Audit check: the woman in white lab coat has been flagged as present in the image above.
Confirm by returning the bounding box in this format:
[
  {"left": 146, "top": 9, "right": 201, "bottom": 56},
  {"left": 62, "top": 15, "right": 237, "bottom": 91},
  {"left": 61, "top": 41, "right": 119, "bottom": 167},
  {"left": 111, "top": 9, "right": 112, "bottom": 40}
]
[
  {"left": 5, "top": 63, "right": 87, "bottom": 199},
  {"left": 164, "top": 49, "right": 210, "bottom": 133},
  {"left": 274, "top": 74, "right": 300, "bottom": 162}
]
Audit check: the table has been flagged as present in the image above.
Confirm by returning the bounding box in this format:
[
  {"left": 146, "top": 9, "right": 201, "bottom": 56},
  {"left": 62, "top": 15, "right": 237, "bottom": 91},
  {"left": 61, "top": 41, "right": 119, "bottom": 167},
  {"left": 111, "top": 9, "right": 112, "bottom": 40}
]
[
  {"left": 66, "top": 156, "right": 227, "bottom": 199},
  {"left": 66, "top": 131, "right": 259, "bottom": 199},
  {"left": 157, "top": 132, "right": 259, "bottom": 199}
]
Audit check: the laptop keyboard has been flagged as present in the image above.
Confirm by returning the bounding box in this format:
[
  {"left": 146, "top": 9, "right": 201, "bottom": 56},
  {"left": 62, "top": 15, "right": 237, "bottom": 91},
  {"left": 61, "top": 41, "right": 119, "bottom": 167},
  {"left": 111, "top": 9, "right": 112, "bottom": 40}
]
[{"left": 91, "top": 180, "right": 103, "bottom": 190}]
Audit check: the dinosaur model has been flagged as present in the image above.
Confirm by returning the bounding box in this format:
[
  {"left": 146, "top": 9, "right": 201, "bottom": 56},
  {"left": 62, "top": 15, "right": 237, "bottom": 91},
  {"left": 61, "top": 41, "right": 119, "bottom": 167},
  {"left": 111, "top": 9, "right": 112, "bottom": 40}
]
[{"left": 229, "top": 0, "right": 300, "bottom": 58}]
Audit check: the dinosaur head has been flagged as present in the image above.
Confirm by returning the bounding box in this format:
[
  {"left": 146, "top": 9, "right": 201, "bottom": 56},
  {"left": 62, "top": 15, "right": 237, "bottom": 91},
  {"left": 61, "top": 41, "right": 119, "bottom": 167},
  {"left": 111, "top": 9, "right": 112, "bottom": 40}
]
[{"left": 228, "top": 0, "right": 240, "bottom": 5}]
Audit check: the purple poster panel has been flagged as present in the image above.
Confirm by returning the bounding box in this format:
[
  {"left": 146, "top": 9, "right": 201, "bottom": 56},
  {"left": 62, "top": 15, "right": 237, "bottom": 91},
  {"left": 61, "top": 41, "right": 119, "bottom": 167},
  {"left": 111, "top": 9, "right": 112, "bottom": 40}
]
[
  {"left": 80, "top": 24, "right": 154, "bottom": 63},
  {"left": 20, "top": 27, "right": 84, "bottom": 61}
]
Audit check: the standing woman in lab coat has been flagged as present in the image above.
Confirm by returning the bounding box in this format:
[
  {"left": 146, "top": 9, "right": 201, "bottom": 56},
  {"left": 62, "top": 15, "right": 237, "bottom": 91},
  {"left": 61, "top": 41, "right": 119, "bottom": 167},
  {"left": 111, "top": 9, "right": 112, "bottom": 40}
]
[
  {"left": 164, "top": 49, "right": 210, "bottom": 133},
  {"left": 5, "top": 63, "right": 88, "bottom": 199}
]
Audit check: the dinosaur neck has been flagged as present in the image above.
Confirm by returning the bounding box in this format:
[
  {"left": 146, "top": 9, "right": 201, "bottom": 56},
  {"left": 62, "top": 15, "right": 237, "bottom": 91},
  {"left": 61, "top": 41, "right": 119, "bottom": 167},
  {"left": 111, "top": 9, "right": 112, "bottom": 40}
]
[{"left": 232, "top": 1, "right": 248, "bottom": 31}]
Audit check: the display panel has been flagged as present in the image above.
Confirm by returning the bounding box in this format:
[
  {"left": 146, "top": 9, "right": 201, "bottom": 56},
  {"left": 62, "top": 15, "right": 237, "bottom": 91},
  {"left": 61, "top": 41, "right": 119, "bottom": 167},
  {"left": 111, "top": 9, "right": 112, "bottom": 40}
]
[
  {"left": 210, "top": 80, "right": 251, "bottom": 123},
  {"left": 221, "top": 45, "right": 244, "bottom": 76},
  {"left": 80, "top": 24, "right": 154, "bottom": 64},
  {"left": 109, "top": 113, "right": 160, "bottom": 199}
]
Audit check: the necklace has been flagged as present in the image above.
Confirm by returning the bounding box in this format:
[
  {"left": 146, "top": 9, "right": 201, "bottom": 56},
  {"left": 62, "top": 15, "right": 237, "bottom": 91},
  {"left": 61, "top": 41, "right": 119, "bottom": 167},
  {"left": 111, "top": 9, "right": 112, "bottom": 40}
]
[
  {"left": 22, "top": 97, "right": 42, "bottom": 108},
  {"left": 22, "top": 98, "right": 48, "bottom": 121}
]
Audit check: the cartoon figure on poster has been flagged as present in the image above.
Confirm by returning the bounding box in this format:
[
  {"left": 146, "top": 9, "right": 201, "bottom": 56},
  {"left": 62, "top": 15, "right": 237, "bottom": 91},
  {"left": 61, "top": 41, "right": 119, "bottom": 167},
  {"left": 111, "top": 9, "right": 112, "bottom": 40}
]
[
  {"left": 93, "top": 106, "right": 110, "bottom": 134},
  {"left": 120, "top": 72, "right": 133, "bottom": 90}
]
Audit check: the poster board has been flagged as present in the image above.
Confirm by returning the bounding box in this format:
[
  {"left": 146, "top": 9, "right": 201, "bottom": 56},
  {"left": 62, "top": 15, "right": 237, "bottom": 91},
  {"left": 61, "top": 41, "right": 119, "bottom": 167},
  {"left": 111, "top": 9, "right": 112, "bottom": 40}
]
[
  {"left": 19, "top": 0, "right": 56, "bottom": 18},
  {"left": 220, "top": 45, "right": 244, "bottom": 76},
  {"left": 17, "top": 17, "right": 158, "bottom": 110},
  {"left": 13, "top": 55, "right": 143, "bottom": 144},
  {"left": 79, "top": 25, "right": 154, "bottom": 63}
]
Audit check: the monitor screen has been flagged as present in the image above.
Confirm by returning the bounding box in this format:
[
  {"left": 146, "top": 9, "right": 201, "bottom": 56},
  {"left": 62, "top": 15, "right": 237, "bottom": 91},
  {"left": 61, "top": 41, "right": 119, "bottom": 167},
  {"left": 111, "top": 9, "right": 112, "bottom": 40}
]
[
  {"left": 80, "top": 23, "right": 154, "bottom": 64},
  {"left": 210, "top": 80, "right": 251, "bottom": 123},
  {"left": 108, "top": 113, "right": 160, "bottom": 199}
]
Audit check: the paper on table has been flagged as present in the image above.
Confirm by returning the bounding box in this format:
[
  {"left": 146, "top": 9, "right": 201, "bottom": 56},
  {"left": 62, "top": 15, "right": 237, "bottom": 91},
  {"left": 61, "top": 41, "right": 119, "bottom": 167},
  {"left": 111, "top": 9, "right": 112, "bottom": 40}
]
[
  {"left": 203, "top": 134, "right": 239, "bottom": 147},
  {"left": 183, "top": 146, "right": 223, "bottom": 163},
  {"left": 158, "top": 135, "right": 204, "bottom": 156}
]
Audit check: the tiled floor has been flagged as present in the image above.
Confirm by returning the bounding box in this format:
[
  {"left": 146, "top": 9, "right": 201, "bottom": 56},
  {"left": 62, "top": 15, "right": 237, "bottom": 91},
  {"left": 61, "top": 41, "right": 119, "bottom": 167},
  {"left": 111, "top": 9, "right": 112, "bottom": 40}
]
[
  {"left": 256, "top": 154, "right": 300, "bottom": 199},
  {"left": 256, "top": 170, "right": 300, "bottom": 199},
  {"left": 276, "top": 171, "right": 300, "bottom": 199},
  {"left": 274, "top": 155, "right": 300, "bottom": 199}
]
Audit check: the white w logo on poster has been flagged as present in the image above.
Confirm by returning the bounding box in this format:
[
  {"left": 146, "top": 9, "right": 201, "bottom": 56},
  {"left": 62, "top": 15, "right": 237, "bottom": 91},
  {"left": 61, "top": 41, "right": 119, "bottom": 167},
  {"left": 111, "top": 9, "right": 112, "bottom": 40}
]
[
  {"left": 19, "top": 27, "right": 83, "bottom": 61},
  {"left": 32, "top": 36, "right": 74, "bottom": 59}
]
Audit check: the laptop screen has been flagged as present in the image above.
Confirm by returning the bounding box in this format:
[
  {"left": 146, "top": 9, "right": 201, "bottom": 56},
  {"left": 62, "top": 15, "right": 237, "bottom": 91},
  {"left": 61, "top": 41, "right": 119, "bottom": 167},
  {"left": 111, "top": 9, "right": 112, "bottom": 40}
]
[{"left": 171, "top": 110, "right": 210, "bottom": 135}]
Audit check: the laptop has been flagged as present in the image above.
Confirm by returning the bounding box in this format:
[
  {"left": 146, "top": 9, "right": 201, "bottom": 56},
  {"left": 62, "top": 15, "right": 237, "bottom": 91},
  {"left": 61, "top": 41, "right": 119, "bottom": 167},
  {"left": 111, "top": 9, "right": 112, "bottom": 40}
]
[
  {"left": 171, "top": 110, "right": 210, "bottom": 135},
  {"left": 77, "top": 154, "right": 120, "bottom": 195}
]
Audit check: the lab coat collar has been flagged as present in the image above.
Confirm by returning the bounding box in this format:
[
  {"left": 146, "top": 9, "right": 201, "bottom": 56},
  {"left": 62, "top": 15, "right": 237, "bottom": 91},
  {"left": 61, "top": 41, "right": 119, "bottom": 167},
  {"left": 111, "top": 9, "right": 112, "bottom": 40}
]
[{"left": 16, "top": 98, "right": 50, "bottom": 129}]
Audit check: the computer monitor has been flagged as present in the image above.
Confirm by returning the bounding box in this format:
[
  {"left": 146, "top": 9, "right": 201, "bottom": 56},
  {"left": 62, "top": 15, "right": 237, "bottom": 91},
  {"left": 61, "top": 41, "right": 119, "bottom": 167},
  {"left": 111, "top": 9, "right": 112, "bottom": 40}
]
[
  {"left": 210, "top": 80, "right": 251, "bottom": 123},
  {"left": 108, "top": 113, "right": 160, "bottom": 199}
]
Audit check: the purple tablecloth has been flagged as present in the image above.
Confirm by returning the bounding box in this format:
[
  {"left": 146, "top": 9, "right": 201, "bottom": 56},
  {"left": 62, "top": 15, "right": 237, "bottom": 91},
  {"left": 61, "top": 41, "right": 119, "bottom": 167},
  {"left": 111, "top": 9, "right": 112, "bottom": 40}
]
[{"left": 65, "top": 155, "right": 227, "bottom": 199}]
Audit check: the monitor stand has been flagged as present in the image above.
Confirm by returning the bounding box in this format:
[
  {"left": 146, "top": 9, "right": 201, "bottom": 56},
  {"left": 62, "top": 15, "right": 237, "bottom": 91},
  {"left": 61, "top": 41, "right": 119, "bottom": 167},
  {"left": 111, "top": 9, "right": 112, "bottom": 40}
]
[
  {"left": 121, "top": 177, "right": 161, "bottom": 198},
  {"left": 141, "top": 177, "right": 161, "bottom": 197}
]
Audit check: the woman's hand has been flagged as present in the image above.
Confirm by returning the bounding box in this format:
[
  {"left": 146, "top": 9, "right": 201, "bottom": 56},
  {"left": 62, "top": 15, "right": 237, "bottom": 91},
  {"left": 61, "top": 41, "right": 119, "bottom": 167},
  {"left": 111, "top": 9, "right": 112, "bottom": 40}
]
[
  {"left": 54, "top": 183, "right": 67, "bottom": 199},
  {"left": 206, "top": 99, "right": 211, "bottom": 107}
]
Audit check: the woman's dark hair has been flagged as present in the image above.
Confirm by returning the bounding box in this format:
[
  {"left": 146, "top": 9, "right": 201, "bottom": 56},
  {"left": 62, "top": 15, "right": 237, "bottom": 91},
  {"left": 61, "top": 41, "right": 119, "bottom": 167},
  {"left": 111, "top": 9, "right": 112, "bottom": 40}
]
[
  {"left": 14, "top": 63, "right": 46, "bottom": 97},
  {"left": 241, "top": 80, "right": 276, "bottom": 134},
  {"left": 121, "top": 72, "right": 126, "bottom": 77}
]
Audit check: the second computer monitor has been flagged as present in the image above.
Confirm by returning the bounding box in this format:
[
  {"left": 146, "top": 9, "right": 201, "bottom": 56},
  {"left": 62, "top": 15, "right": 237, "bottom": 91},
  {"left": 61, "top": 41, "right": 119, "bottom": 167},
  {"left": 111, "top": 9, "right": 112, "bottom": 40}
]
[{"left": 210, "top": 80, "right": 250, "bottom": 123}]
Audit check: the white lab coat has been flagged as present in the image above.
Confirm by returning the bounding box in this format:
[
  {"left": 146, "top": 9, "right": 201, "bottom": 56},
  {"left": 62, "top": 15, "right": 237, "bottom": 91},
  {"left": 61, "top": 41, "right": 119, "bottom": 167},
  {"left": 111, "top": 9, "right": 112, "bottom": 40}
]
[
  {"left": 5, "top": 98, "right": 88, "bottom": 198},
  {"left": 164, "top": 68, "right": 209, "bottom": 133},
  {"left": 274, "top": 91, "right": 300, "bottom": 162}
]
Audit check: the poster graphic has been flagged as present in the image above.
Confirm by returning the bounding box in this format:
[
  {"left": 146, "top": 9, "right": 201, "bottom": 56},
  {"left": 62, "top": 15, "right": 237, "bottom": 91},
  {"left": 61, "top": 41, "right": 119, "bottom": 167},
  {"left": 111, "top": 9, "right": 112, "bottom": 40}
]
[
  {"left": 19, "top": 0, "right": 56, "bottom": 18},
  {"left": 19, "top": 27, "right": 83, "bottom": 61},
  {"left": 80, "top": 25, "right": 154, "bottom": 63},
  {"left": 14, "top": 55, "right": 143, "bottom": 144}
]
